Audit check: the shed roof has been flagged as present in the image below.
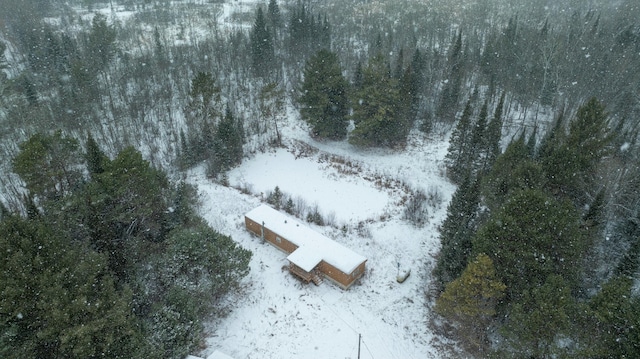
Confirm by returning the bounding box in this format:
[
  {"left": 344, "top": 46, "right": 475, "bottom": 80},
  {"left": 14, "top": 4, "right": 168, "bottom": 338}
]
[
  {"left": 245, "top": 204, "right": 367, "bottom": 274},
  {"left": 286, "top": 246, "right": 323, "bottom": 272}
]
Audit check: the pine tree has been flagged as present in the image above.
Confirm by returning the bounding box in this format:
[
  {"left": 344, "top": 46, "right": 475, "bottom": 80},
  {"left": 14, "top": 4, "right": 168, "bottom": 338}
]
[
  {"left": 408, "top": 48, "right": 426, "bottom": 121},
  {"left": 299, "top": 49, "right": 350, "bottom": 140},
  {"left": 435, "top": 253, "right": 505, "bottom": 354},
  {"left": 536, "top": 107, "right": 566, "bottom": 161},
  {"left": 393, "top": 48, "right": 404, "bottom": 79},
  {"left": 473, "top": 189, "right": 586, "bottom": 298},
  {"left": 526, "top": 125, "right": 538, "bottom": 157},
  {"left": 87, "top": 13, "right": 117, "bottom": 72},
  {"left": 184, "top": 72, "right": 221, "bottom": 164},
  {"left": 482, "top": 133, "right": 544, "bottom": 212},
  {"left": 566, "top": 97, "right": 612, "bottom": 171},
  {"left": 541, "top": 98, "right": 612, "bottom": 203},
  {"left": 615, "top": 232, "right": 640, "bottom": 277},
  {"left": 481, "top": 91, "right": 506, "bottom": 172},
  {"left": 209, "top": 107, "right": 244, "bottom": 176},
  {"left": 353, "top": 61, "right": 364, "bottom": 90},
  {"left": 444, "top": 99, "right": 474, "bottom": 184},
  {"left": 266, "top": 186, "right": 283, "bottom": 210},
  {"left": 250, "top": 7, "right": 274, "bottom": 78},
  {"left": 286, "top": 2, "right": 330, "bottom": 59},
  {"left": 433, "top": 174, "right": 480, "bottom": 288},
  {"left": 584, "top": 276, "right": 640, "bottom": 358},
  {"left": 503, "top": 275, "right": 575, "bottom": 358},
  {"left": 12, "top": 131, "right": 84, "bottom": 202},
  {"left": 88, "top": 147, "right": 171, "bottom": 279},
  {"left": 258, "top": 82, "right": 286, "bottom": 146},
  {"left": 468, "top": 98, "right": 489, "bottom": 176},
  {"left": 0, "top": 217, "right": 147, "bottom": 359},
  {"left": 85, "top": 132, "right": 108, "bottom": 177},
  {"left": 436, "top": 31, "right": 465, "bottom": 123},
  {"left": 267, "top": 0, "right": 281, "bottom": 31},
  {"left": 350, "top": 54, "right": 406, "bottom": 148},
  {"left": 187, "top": 71, "right": 220, "bottom": 123}
]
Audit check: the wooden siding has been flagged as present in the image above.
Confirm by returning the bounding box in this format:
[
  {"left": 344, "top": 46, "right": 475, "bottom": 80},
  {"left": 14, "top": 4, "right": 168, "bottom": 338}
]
[
  {"left": 245, "top": 217, "right": 298, "bottom": 253},
  {"left": 318, "top": 260, "right": 366, "bottom": 289}
]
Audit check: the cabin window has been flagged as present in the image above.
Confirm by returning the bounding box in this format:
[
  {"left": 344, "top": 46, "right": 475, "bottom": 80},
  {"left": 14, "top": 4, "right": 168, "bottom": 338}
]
[
  {"left": 352, "top": 267, "right": 361, "bottom": 278},
  {"left": 276, "top": 236, "right": 282, "bottom": 243}
]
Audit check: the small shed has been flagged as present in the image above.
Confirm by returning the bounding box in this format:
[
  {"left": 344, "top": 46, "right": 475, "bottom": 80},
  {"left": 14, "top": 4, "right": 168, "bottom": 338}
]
[{"left": 245, "top": 204, "right": 367, "bottom": 289}]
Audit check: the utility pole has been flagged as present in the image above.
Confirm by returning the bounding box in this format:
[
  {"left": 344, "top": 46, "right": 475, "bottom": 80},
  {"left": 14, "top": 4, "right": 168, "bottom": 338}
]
[{"left": 358, "top": 333, "right": 361, "bottom": 359}]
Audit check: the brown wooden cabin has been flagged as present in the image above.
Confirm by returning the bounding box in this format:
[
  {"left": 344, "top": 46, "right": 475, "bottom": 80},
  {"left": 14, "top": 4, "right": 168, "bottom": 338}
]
[{"left": 245, "top": 204, "right": 367, "bottom": 290}]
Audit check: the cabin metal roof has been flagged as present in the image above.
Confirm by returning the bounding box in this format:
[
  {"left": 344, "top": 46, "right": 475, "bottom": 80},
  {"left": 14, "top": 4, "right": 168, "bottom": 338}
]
[{"left": 245, "top": 204, "right": 367, "bottom": 274}]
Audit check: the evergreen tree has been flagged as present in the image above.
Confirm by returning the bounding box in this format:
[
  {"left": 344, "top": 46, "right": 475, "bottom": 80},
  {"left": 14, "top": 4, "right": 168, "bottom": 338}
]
[
  {"left": 433, "top": 175, "right": 480, "bottom": 288},
  {"left": 87, "top": 147, "right": 171, "bottom": 280},
  {"left": 502, "top": 275, "right": 576, "bottom": 358},
  {"left": 209, "top": 107, "right": 244, "bottom": 176},
  {"left": 468, "top": 98, "right": 489, "bottom": 176},
  {"left": 299, "top": 49, "right": 350, "bottom": 140},
  {"left": 258, "top": 82, "right": 286, "bottom": 146},
  {"left": 406, "top": 48, "right": 427, "bottom": 131},
  {"left": 0, "top": 216, "right": 147, "bottom": 359},
  {"left": 65, "top": 58, "right": 99, "bottom": 118},
  {"left": 86, "top": 13, "right": 117, "bottom": 72},
  {"left": 393, "top": 48, "right": 404, "bottom": 80},
  {"left": 267, "top": 0, "right": 281, "bottom": 31},
  {"left": 481, "top": 133, "right": 544, "bottom": 212},
  {"left": 583, "top": 276, "right": 640, "bottom": 358},
  {"left": 526, "top": 125, "right": 538, "bottom": 157},
  {"left": 287, "top": 2, "right": 330, "bottom": 59},
  {"left": 436, "top": 31, "right": 465, "bottom": 123},
  {"left": 473, "top": 189, "right": 586, "bottom": 299},
  {"left": 250, "top": 7, "right": 274, "bottom": 78},
  {"left": 583, "top": 187, "right": 606, "bottom": 230},
  {"left": 266, "top": 186, "right": 283, "bottom": 210},
  {"left": 353, "top": 61, "right": 364, "bottom": 90},
  {"left": 159, "top": 223, "right": 251, "bottom": 311},
  {"left": 153, "top": 27, "right": 164, "bottom": 60},
  {"left": 85, "top": 132, "right": 108, "bottom": 177},
  {"left": 184, "top": 72, "right": 221, "bottom": 165},
  {"left": 481, "top": 91, "right": 506, "bottom": 172},
  {"left": 12, "top": 131, "right": 84, "bottom": 202},
  {"left": 540, "top": 98, "right": 612, "bottom": 203},
  {"left": 566, "top": 97, "right": 612, "bottom": 171},
  {"left": 186, "top": 71, "right": 220, "bottom": 124},
  {"left": 436, "top": 253, "right": 505, "bottom": 354},
  {"left": 444, "top": 99, "right": 474, "bottom": 184},
  {"left": 615, "top": 224, "right": 640, "bottom": 278},
  {"left": 350, "top": 54, "right": 406, "bottom": 148}
]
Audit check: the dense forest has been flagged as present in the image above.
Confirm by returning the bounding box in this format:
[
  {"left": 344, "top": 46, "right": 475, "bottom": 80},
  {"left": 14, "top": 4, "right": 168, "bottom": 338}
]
[{"left": 1, "top": 0, "right": 640, "bottom": 357}]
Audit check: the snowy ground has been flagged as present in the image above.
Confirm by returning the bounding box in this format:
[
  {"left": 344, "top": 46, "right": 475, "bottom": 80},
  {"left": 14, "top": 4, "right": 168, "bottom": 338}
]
[{"left": 187, "top": 111, "right": 456, "bottom": 358}]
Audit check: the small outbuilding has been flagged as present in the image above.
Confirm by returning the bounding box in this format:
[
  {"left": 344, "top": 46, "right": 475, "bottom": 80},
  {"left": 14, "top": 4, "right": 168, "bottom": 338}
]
[{"left": 245, "top": 204, "right": 367, "bottom": 289}]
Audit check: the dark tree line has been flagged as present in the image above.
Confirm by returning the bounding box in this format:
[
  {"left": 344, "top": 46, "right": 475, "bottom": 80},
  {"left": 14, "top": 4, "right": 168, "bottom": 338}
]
[
  {"left": 3, "top": 132, "right": 251, "bottom": 359},
  {"left": 434, "top": 98, "right": 640, "bottom": 357}
]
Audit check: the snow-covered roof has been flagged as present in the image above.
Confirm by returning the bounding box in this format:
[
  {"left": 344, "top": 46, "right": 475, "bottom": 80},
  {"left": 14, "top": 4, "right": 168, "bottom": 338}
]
[
  {"left": 245, "top": 204, "right": 367, "bottom": 274},
  {"left": 286, "top": 245, "right": 323, "bottom": 272}
]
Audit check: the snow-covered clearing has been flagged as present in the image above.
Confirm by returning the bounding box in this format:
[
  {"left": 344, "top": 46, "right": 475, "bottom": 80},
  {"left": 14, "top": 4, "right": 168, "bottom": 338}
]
[{"left": 188, "top": 115, "right": 455, "bottom": 358}]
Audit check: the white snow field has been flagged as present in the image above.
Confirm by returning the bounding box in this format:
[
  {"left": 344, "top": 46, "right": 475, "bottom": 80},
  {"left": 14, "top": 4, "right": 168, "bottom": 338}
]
[{"left": 188, "top": 119, "right": 456, "bottom": 358}]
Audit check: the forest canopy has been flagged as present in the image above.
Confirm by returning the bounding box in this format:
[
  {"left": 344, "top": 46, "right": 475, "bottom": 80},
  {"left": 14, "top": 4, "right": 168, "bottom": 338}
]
[{"left": 2, "top": 133, "right": 251, "bottom": 359}]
